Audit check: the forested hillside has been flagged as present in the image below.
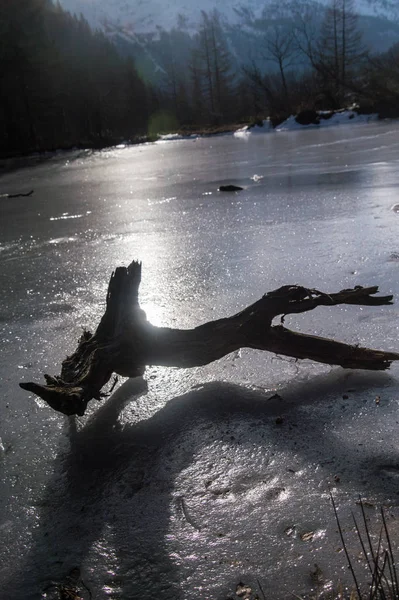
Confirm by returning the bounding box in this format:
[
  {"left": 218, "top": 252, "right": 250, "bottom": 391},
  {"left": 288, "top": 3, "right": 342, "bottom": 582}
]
[
  {"left": 0, "top": 0, "right": 150, "bottom": 157},
  {"left": 1, "top": 0, "right": 399, "bottom": 158}
]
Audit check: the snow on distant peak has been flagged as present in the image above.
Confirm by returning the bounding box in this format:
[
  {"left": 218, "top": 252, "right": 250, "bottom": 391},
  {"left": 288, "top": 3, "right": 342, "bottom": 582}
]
[
  {"left": 59, "top": 0, "right": 399, "bottom": 34},
  {"left": 58, "top": 0, "right": 244, "bottom": 32}
]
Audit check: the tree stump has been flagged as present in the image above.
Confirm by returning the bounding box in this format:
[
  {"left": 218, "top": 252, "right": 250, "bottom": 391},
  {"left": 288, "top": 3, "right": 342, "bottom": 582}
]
[{"left": 20, "top": 260, "right": 399, "bottom": 416}]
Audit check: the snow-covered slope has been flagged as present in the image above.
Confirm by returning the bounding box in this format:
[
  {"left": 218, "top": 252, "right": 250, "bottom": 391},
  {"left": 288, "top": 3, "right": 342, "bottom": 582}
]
[
  {"left": 57, "top": 0, "right": 399, "bottom": 85},
  {"left": 58, "top": 0, "right": 399, "bottom": 34},
  {"left": 58, "top": 0, "right": 260, "bottom": 32}
]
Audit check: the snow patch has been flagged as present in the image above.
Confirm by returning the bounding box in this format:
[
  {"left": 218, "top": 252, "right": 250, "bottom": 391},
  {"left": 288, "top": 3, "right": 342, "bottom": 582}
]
[
  {"left": 251, "top": 174, "right": 264, "bottom": 182},
  {"left": 49, "top": 211, "right": 92, "bottom": 221},
  {"left": 157, "top": 133, "right": 199, "bottom": 142},
  {"left": 234, "top": 120, "right": 273, "bottom": 137}
]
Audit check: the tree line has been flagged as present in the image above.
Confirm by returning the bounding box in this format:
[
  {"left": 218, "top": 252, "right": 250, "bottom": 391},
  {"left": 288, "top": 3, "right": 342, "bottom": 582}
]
[
  {"left": 0, "top": 0, "right": 151, "bottom": 157},
  {"left": 1, "top": 0, "right": 399, "bottom": 158},
  {"left": 167, "top": 1, "right": 399, "bottom": 128}
]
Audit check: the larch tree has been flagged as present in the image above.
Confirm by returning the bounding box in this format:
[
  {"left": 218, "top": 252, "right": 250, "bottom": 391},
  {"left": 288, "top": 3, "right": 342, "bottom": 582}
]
[
  {"left": 194, "top": 10, "right": 235, "bottom": 123},
  {"left": 266, "top": 25, "right": 297, "bottom": 100},
  {"left": 293, "top": 0, "right": 366, "bottom": 107},
  {"left": 158, "top": 29, "right": 192, "bottom": 125},
  {"left": 188, "top": 51, "right": 206, "bottom": 124},
  {"left": 318, "top": 0, "right": 365, "bottom": 101},
  {"left": 0, "top": 0, "right": 153, "bottom": 156}
]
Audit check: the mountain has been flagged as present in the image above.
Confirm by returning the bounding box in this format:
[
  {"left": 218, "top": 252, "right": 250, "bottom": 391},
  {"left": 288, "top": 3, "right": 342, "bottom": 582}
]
[
  {"left": 57, "top": 0, "right": 399, "bottom": 85},
  {"left": 58, "top": 0, "right": 399, "bottom": 33}
]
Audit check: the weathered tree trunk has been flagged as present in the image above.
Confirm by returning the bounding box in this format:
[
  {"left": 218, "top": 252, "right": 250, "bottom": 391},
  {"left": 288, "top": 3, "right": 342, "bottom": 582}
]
[
  {"left": 1, "top": 190, "right": 34, "bottom": 198},
  {"left": 20, "top": 260, "right": 399, "bottom": 416}
]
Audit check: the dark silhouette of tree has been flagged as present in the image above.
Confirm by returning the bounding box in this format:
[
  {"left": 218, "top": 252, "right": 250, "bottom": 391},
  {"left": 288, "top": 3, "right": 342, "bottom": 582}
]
[
  {"left": 294, "top": 0, "right": 366, "bottom": 106},
  {"left": 2, "top": 0, "right": 399, "bottom": 155},
  {"left": 193, "top": 10, "right": 235, "bottom": 123},
  {"left": 189, "top": 52, "right": 206, "bottom": 124},
  {"left": 361, "top": 41, "right": 399, "bottom": 117},
  {"left": 266, "top": 25, "right": 297, "bottom": 101},
  {"left": 0, "top": 0, "right": 152, "bottom": 157},
  {"left": 157, "top": 29, "right": 192, "bottom": 124},
  {"left": 318, "top": 0, "right": 366, "bottom": 101}
]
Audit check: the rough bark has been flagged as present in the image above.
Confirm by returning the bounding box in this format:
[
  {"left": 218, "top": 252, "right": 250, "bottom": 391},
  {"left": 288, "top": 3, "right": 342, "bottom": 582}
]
[{"left": 19, "top": 260, "right": 399, "bottom": 416}]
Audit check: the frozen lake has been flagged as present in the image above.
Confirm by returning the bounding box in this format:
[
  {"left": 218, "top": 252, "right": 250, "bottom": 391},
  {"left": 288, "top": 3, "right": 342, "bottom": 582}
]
[{"left": 1, "top": 121, "right": 399, "bottom": 599}]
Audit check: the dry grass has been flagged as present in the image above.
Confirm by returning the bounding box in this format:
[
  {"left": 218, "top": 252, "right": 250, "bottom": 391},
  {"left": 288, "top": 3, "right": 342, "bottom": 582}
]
[{"left": 325, "top": 495, "right": 399, "bottom": 600}]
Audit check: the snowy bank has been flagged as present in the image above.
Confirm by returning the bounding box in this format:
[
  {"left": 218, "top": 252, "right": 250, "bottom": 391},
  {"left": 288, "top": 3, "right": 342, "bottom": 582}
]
[
  {"left": 276, "top": 109, "right": 378, "bottom": 131},
  {"left": 157, "top": 132, "right": 199, "bottom": 142},
  {"left": 234, "top": 119, "right": 273, "bottom": 137},
  {"left": 158, "top": 111, "right": 379, "bottom": 144},
  {"left": 234, "top": 110, "right": 378, "bottom": 138}
]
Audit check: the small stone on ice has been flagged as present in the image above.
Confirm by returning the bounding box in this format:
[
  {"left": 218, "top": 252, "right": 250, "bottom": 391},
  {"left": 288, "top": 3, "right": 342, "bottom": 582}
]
[
  {"left": 310, "top": 563, "right": 324, "bottom": 584},
  {"left": 219, "top": 184, "right": 243, "bottom": 192},
  {"left": 236, "top": 582, "right": 252, "bottom": 597},
  {"left": 284, "top": 525, "right": 296, "bottom": 537}
]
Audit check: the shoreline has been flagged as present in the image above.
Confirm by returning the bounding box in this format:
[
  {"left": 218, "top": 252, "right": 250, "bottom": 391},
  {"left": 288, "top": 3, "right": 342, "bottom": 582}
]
[
  {"left": 0, "top": 125, "right": 245, "bottom": 177},
  {"left": 1, "top": 112, "right": 395, "bottom": 178}
]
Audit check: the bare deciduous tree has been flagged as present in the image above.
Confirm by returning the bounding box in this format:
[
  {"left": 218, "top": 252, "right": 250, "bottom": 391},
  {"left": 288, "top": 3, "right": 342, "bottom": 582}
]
[
  {"left": 266, "top": 25, "right": 297, "bottom": 99},
  {"left": 193, "top": 10, "right": 235, "bottom": 122},
  {"left": 294, "top": 0, "right": 366, "bottom": 106}
]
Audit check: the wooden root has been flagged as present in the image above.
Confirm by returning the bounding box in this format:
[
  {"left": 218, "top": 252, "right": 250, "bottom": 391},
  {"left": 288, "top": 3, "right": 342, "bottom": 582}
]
[
  {"left": 19, "top": 260, "right": 399, "bottom": 416},
  {"left": 7, "top": 189, "right": 34, "bottom": 198}
]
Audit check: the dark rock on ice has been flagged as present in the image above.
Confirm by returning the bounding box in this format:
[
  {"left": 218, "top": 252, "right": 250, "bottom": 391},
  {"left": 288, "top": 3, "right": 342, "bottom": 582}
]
[
  {"left": 295, "top": 109, "right": 320, "bottom": 126},
  {"left": 219, "top": 184, "right": 243, "bottom": 192}
]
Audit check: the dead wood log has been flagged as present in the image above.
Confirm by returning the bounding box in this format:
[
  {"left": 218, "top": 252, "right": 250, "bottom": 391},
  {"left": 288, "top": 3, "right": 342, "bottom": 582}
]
[
  {"left": 19, "top": 260, "right": 399, "bottom": 416},
  {"left": 7, "top": 190, "right": 34, "bottom": 198}
]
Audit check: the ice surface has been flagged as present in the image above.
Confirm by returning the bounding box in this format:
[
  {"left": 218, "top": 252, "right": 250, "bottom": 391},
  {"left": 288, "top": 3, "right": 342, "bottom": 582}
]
[{"left": 1, "top": 121, "right": 399, "bottom": 599}]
